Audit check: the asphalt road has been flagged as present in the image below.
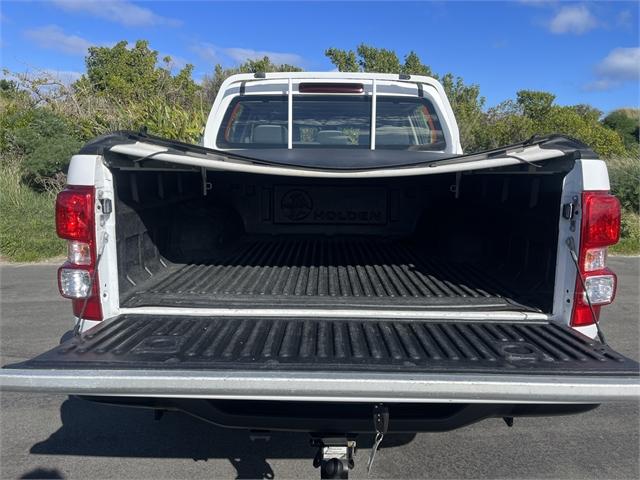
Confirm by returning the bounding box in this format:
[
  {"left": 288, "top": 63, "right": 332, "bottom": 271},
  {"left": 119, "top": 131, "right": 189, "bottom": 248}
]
[{"left": 1, "top": 259, "right": 638, "bottom": 479}]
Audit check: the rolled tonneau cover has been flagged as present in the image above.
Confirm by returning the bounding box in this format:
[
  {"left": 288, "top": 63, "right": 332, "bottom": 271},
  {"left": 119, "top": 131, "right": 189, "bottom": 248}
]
[{"left": 86, "top": 131, "right": 590, "bottom": 178}]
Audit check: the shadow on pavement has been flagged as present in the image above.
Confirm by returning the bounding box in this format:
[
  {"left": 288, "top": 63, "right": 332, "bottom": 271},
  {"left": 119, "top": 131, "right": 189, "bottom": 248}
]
[
  {"left": 29, "top": 397, "right": 415, "bottom": 479},
  {"left": 19, "top": 468, "right": 65, "bottom": 479}
]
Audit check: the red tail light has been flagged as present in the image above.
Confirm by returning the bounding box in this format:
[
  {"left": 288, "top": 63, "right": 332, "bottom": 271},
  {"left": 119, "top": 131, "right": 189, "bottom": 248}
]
[
  {"left": 581, "top": 192, "right": 621, "bottom": 248},
  {"left": 55, "top": 186, "right": 102, "bottom": 321},
  {"left": 571, "top": 191, "right": 620, "bottom": 327},
  {"left": 56, "top": 187, "right": 94, "bottom": 241}
]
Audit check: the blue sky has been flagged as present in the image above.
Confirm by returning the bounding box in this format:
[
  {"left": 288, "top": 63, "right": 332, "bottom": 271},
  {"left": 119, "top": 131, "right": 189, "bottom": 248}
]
[{"left": 1, "top": 1, "right": 638, "bottom": 113}]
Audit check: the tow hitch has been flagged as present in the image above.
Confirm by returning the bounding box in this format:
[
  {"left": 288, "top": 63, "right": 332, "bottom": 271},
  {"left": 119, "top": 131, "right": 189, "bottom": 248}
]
[
  {"left": 311, "top": 404, "right": 389, "bottom": 478},
  {"left": 311, "top": 437, "right": 357, "bottom": 479}
]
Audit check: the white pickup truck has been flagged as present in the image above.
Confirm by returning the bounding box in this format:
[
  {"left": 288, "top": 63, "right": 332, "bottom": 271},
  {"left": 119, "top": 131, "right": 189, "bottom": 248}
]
[{"left": 2, "top": 72, "right": 638, "bottom": 477}]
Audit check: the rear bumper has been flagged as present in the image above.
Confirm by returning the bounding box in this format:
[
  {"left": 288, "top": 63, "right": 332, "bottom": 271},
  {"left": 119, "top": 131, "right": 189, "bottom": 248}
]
[{"left": 2, "top": 369, "right": 638, "bottom": 404}]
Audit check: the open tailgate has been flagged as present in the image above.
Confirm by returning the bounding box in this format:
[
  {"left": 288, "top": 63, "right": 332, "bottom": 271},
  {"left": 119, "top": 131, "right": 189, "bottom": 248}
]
[{"left": 2, "top": 314, "right": 638, "bottom": 403}]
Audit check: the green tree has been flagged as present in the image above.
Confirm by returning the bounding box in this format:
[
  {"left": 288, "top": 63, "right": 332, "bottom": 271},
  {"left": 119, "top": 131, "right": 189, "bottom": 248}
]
[
  {"left": 571, "top": 104, "right": 602, "bottom": 123},
  {"left": 71, "top": 40, "right": 204, "bottom": 142},
  {"left": 2, "top": 106, "right": 81, "bottom": 186},
  {"left": 0, "top": 79, "right": 20, "bottom": 97},
  {"left": 440, "top": 73, "right": 485, "bottom": 151},
  {"left": 478, "top": 90, "right": 628, "bottom": 158},
  {"left": 475, "top": 100, "right": 536, "bottom": 150},
  {"left": 77, "top": 40, "right": 160, "bottom": 101},
  {"left": 402, "top": 51, "right": 433, "bottom": 76},
  {"left": 76, "top": 40, "right": 200, "bottom": 107},
  {"left": 326, "top": 45, "right": 431, "bottom": 75},
  {"left": 539, "top": 105, "right": 626, "bottom": 158},
  {"left": 354, "top": 45, "right": 401, "bottom": 73},
  {"left": 516, "top": 90, "right": 555, "bottom": 122},
  {"left": 324, "top": 48, "right": 359, "bottom": 72},
  {"left": 603, "top": 109, "right": 640, "bottom": 152},
  {"left": 0, "top": 76, "right": 36, "bottom": 154}
]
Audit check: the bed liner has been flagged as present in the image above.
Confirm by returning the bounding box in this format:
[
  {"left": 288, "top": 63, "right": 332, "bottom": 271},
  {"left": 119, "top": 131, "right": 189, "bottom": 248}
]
[
  {"left": 9, "top": 314, "right": 637, "bottom": 376},
  {"left": 121, "top": 237, "right": 546, "bottom": 311}
]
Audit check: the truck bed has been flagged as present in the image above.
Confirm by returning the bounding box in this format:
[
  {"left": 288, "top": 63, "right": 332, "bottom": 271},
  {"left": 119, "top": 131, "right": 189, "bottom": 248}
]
[{"left": 121, "top": 237, "right": 544, "bottom": 310}]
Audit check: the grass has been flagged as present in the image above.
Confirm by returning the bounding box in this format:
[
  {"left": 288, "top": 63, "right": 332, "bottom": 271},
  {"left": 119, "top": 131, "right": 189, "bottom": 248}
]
[
  {"left": 610, "top": 237, "right": 640, "bottom": 255},
  {"left": 0, "top": 165, "right": 65, "bottom": 262}
]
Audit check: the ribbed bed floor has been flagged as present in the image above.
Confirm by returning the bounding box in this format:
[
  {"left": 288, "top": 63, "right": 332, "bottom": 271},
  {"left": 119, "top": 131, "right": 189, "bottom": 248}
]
[{"left": 122, "top": 238, "right": 535, "bottom": 309}]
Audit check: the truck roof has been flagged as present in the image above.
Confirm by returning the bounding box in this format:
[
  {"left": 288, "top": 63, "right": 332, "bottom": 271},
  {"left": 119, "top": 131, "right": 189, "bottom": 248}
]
[{"left": 219, "top": 71, "right": 444, "bottom": 85}]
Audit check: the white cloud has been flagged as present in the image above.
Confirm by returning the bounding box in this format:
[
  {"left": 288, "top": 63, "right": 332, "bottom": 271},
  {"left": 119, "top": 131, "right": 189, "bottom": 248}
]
[
  {"left": 585, "top": 47, "right": 640, "bottom": 91},
  {"left": 548, "top": 5, "right": 598, "bottom": 34},
  {"left": 192, "top": 43, "right": 303, "bottom": 67},
  {"left": 24, "top": 25, "right": 92, "bottom": 55},
  {"left": 595, "top": 47, "right": 640, "bottom": 81},
  {"left": 52, "top": 0, "right": 181, "bottom": 27}
]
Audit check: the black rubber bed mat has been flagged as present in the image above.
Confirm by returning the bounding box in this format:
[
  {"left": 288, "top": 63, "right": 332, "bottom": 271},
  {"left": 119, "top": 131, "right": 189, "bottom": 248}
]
[
  {"left": 11, "top": 315, "right": 638, "bottom": 376},
  {"left": 122, "top": 238, "right": 543, "bottom": 310}
]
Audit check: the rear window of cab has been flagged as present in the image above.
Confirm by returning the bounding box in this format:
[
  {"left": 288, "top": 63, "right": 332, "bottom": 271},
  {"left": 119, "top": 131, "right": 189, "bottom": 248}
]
[{"left": 216, "top": 94, "right": 446, "bottom": 150}]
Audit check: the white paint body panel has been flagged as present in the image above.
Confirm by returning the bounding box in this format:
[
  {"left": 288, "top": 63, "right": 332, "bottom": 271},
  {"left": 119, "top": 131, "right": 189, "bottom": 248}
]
[
  {"left": 581, "top": 159, "right": 611, "bottom": 190},
  {"left": 66, "top": 155, "right": 100, "bottom": 185}
]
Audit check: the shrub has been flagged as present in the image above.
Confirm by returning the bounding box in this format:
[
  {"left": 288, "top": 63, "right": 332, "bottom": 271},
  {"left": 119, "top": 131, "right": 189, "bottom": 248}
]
[
  {"left": 22, "top": 134, "right": 82, "bottom": 180},
  {"left": 2, "top": 105, "right": 82, "bottom": 186},
  {"left": 603, "top": 109, "right": 639, "bottom": 152},
  {"left": 474, "top": 92, "right": 628, "bottom": 157},
  {"left": 611, "top": 209, "right": 640, "bottom": 255},
  {"left": 608, "top": 157, "right": 640, "bottom": 214},
  {"left": 620, "top": 209, "right": 640, "bottom": 240}
]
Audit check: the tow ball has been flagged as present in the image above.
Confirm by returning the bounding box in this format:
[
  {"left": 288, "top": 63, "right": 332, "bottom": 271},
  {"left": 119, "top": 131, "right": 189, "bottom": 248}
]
[
  {"left": 311, "top": 437, "right": 357, "bottom": 479},
  {"left": 311, "top": 404, "right": 390, "bottom": 478}
]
